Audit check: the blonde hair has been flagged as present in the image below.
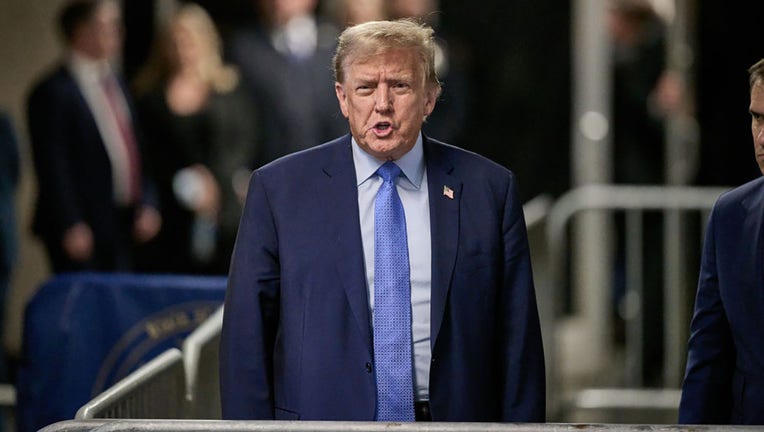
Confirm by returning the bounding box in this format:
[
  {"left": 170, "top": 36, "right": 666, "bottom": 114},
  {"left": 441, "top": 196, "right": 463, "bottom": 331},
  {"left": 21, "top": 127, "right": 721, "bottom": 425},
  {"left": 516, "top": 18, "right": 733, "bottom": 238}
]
[
  {"left": 333, "top": 19, "right": 441, "bottom": 93},
  {"left": 133, "top": 3, "right": 238, "bottom": 95}
]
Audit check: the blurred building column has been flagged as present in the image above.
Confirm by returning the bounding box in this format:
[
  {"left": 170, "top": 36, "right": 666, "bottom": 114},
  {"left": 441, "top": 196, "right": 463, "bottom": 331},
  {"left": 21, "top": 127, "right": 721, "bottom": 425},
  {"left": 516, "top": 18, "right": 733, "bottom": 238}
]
[
  {"left": 564, "top": 0, "right": 613, "bottom": 383},
  {"left": 662, "top": 0, "right": 698, "bottom": 387}
]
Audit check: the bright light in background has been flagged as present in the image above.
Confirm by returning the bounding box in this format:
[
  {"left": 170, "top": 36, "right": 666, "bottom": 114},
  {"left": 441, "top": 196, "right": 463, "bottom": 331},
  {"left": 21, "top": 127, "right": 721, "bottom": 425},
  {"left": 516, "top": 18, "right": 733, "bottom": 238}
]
[
  {"left": 579, "top": 110, "right": 609, "bottom": 141},
  {"left": 649, "top": 0, "right": 675, "bottom": 23}
]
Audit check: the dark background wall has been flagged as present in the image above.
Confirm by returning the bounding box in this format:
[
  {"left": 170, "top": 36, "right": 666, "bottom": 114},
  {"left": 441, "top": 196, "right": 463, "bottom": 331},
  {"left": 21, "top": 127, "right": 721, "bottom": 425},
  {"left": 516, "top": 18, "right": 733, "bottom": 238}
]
[{"left": 694, "top": 1, "right": 764, "bottom": 186}]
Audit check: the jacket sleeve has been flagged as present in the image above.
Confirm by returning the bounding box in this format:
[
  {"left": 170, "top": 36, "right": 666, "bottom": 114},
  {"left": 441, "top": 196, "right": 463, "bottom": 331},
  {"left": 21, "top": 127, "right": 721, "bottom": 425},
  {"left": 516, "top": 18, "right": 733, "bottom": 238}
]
[
  {"left": 499, "top": 173, "right": 546, "bottom": 421},
  {"left": 27, "top": 78, "right": 85, "bottom": 235},
  {"left": 220, "top": 169, "right": 280, "bottom": 419},
  {"left": 678, "top": 204, "right": 735, "bottom": 423}
]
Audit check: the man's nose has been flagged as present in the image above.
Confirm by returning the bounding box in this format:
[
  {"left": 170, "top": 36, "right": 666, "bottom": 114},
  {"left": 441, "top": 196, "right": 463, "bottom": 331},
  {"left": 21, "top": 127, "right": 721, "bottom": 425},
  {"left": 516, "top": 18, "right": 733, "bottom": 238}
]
[{"left": 374, "top": 88, "right": 392, "bottom": 112}]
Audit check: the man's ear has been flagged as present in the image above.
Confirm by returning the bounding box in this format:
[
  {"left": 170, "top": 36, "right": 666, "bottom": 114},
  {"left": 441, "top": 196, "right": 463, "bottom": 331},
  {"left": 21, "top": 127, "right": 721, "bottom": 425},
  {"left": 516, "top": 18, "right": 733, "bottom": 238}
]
[
  {"left": 335, "top": 82, "right": 349, "bottom": 118},
  {"left": 424, "top": 85, "right": 440, "bottom": 118}
]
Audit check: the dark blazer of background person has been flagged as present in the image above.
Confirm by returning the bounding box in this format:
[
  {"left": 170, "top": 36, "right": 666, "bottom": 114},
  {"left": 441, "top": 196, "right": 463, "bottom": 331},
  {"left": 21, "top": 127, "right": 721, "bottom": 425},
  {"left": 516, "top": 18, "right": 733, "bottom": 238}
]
[
  {"left": 0, "top": 111, "right": 19, "bottom": 383},
  {"left": 27, "top": 65, "right": 155, "bottom": 272},
  {"left": 227, "top": 21, "right": 347, "bottom": 166},
  {"left": 0, "top": 112, "right": 19, "bottom": 285},
  {"left": 137, "top": 85, "right": 258, "bottom": 274},
  {"left": 220, "top": 133, "right": 545, "bottom": 421}
]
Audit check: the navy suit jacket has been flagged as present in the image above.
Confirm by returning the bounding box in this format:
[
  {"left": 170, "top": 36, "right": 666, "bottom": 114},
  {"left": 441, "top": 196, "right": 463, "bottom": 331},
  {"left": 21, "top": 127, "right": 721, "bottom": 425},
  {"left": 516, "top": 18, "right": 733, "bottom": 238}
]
[
  {"left": 27, "top": 64, "right": 154, "bottom": 271},
  {"left": 220, "top": 134, "right": 545, "bottom": 422},
  {"left": 679, "top": 176, "right": 764, "bottom": 424}
]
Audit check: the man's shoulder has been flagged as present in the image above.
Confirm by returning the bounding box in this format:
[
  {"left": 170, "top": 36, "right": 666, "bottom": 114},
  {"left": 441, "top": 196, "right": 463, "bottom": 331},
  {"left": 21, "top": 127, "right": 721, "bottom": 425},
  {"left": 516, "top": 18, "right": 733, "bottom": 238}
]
[
  {"left": 716, "top": 176, "right": 764, "bottom": 209},
  {"left": 424, "top": 136, "right": 514, "bottom": 179},
  {"left": 256, "top": 135, "right": 350, "bottom": 175},
  {"left": 28, "top": 65, "right": 76, "bottom": 102}
]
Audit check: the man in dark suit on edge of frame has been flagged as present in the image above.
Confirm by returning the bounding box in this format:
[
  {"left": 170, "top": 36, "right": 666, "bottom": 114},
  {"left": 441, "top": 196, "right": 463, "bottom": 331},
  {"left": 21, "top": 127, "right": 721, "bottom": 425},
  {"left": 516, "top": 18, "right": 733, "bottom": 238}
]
[{"left": 679, "top": 58, "right": 764, "bottom": 424}]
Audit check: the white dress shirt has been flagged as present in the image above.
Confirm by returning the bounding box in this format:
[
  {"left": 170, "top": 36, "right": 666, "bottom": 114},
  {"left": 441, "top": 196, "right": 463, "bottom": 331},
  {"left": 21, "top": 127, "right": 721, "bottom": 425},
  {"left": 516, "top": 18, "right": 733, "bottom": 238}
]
[{"left": 68, "top": 52, "right": 134, "bottom": 206}]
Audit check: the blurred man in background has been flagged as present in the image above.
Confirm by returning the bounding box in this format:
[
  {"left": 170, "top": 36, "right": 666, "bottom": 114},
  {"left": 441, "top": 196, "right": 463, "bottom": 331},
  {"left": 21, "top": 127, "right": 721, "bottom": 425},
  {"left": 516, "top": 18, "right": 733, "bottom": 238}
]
[
  {"left": 27, "top": 0, "right": 160, "bottom": 273},
  {"left": 227, "top": 0, "right": 347, "bottom": 166}
]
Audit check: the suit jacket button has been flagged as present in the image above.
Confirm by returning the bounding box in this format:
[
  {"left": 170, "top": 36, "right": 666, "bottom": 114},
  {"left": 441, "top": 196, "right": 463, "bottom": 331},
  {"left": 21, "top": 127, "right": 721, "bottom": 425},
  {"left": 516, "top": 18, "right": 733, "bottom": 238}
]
[
  {"left": 431, "top": 357, "right": 436, "bottom": 363},
  {"left": 365, "top": 362, "right": 372, "bottom": 373}
]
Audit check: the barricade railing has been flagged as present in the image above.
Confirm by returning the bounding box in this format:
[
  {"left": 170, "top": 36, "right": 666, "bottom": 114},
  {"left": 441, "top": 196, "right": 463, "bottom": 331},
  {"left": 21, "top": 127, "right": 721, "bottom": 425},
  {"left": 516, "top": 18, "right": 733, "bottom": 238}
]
[
  {"left": 74, "top": 305, "right": 226, "bottom": 422},
  {"left": 75, "top": 348, "right": 187, "bottom": 420},
  {"left": 182, "top": 305, "right": 224, "bottom": 418},
  {"left": 37, "top": 419, "right": 764, "bottom": 432},
  {"left": 523, "top": 194, "right": 554, "bottom": 230},
  {"left": 542, "top": 184, "right": 730, "bottom": 421}
]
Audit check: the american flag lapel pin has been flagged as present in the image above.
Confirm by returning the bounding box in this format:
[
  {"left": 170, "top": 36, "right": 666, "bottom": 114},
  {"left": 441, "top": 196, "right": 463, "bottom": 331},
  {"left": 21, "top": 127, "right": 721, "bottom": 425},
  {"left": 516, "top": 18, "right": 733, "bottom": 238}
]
[{"left": 443, "top": 185, "right": 454, "bottom": 199}]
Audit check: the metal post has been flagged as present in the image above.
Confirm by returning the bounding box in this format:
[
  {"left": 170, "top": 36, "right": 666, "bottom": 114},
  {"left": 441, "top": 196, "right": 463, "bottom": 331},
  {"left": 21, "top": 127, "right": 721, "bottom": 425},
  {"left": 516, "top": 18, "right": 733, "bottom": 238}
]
[
  {"left": 567, "top": 0, "right": 613, "bottom": 385},
  {"left": 662, "top": 0, "right": 698, "bottom": 387}
]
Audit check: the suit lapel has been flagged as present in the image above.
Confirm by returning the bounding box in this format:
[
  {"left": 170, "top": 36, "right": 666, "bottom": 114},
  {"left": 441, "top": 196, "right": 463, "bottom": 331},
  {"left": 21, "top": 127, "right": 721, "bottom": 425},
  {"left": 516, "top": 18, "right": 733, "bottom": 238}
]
[
  {"left": 324, "top": 136, "right": 373, "bottom": 354},
  {"left": 424, "top": 138, "right": 461, "bottom": 348},
  {"left": 61, "top": 67, "right": 102, "bottom": 139}
]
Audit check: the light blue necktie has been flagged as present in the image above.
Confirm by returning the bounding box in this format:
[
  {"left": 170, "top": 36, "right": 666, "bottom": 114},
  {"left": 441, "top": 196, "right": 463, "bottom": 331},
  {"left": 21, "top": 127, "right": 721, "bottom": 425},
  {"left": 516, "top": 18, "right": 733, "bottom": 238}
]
[{"left": 373, "top": 161, "right": 415, "bottom": 422}]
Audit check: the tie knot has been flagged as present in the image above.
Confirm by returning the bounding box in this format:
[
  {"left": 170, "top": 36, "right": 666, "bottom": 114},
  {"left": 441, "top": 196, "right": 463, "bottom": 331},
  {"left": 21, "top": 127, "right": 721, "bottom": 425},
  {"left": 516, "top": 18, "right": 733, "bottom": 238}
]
[{"left": 377, "top": 161, "right": 401, "bottom": 183}]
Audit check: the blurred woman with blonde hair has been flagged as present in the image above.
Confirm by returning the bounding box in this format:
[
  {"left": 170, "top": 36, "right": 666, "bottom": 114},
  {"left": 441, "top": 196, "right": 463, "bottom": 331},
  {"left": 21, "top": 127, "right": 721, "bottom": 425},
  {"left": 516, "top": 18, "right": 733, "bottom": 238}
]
[{"left": 134, "top": 3, "right": 259, "bottom": 274}]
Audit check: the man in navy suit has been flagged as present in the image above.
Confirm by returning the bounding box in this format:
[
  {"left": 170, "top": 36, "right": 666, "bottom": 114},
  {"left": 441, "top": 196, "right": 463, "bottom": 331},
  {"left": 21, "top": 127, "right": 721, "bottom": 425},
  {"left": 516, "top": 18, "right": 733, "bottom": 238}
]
[
  {"left": 220, "top": 19, "right": 545, "bottom": 422},
  {"left": 679, "top": 58, "right": 764, "bottom": 424},
  {"left": 27, "top": 0, "right": 160, "bottom": 273}
]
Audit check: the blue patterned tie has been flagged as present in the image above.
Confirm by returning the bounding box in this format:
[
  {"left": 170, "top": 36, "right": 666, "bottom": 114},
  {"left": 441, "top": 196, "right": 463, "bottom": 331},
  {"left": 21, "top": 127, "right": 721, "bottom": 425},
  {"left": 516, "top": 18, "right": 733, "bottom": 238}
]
[{"left": 373, "top": 161, "right": 415, "bottom": 422}]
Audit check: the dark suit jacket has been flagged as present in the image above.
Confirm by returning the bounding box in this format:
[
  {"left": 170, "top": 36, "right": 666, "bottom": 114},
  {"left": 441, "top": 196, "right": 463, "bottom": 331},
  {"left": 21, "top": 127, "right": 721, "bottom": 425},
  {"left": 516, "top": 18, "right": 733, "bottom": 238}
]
[
  {"left": 0, "top": 111, "right": 19, "bottom": 276},
  {"left": 136, "top": 82, "right": 258, "bottom": 274},
  {"left": 679, "top": 176, "right": 764, "bottom": 424},
  {"left": 220, "top": 134, "right": 545, "bottom": 422},
  {"left": 27, "top": 64, "right": 154, "bottom": 271},
  {"left": 227, "top": 25, "right": 347, "bottom": 166}
]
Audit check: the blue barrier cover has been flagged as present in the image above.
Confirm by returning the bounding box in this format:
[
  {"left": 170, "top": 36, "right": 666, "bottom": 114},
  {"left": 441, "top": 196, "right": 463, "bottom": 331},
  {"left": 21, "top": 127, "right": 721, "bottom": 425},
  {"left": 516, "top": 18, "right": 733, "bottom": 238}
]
[{"left": 16, "top": 272, "right": 227, "bottom": 432}]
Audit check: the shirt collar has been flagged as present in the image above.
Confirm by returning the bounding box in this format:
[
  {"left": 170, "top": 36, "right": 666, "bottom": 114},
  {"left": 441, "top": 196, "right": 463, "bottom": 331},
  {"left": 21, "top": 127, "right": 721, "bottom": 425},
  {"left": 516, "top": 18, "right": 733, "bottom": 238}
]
[
  {"left": 68, "top": 51, "right": 113, "bottom": 82},
  {"left": 352, "top": 133, "right": 425, "bottom": 188}
]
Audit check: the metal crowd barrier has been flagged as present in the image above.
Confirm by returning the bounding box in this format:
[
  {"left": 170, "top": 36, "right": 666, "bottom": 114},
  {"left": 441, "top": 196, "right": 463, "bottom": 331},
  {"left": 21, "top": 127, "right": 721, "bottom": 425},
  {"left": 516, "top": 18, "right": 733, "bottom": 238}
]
[
  {"left": 182, "top": 305, "right": 224, "bottom": 418},
  {"left": 75, "top": 348, "right": 187, "bottom": 420},
  {"left": 75, "top": 305, "right": 225, "bottom": 421},
  {"left": 541, "top": 184, "right": 730, "bottom": 421},
  {"left": 38, "top": 420, "right": 764, "bottom": 432}
]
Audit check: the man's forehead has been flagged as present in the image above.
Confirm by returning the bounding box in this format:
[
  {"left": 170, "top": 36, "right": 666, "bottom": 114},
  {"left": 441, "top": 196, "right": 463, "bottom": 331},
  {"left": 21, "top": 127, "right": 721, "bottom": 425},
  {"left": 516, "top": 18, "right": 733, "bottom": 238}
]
[
  {"left": 347, "top": 50, "right": 421, "bottom": 76},
  {"left": 751, "top": 82, "right": 764, "bottom": 105},
  {"left": 750, "top": 91, "right": 764, "bottom": 118},
  {"left": 350, "top": 62, "right": 413, "bottom": 75}
]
